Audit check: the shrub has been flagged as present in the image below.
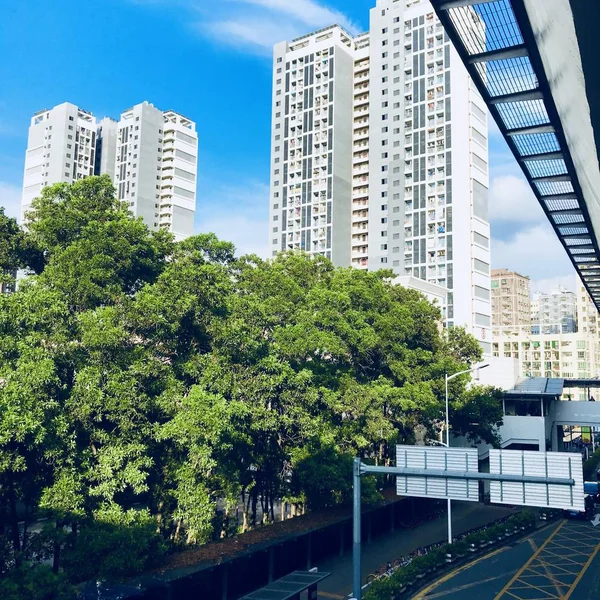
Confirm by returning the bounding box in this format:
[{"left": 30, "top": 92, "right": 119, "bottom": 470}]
[
  {"left": 62, "top": 508, "right": 167, "bottom": 583},
  {"left": 0, "top": 564, "right": 75, "bottom": 600},
  {"left": 583, "top": 448, "right": 600, "bottom": 480}
]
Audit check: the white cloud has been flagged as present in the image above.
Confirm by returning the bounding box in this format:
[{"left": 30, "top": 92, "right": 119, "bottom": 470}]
[
  {"left": 204, "top": 18, "right": 303, "bottom": 53},
  {"left": 195, "top": 181, "right": 269, "bottom": 258},
  {"left": 237, "top": 0, "right": 359, "bottom": 33},
  {"left": 489, "top": 174, "right": 543, "bottom": 223},
  {"left": 492, "top": 223, "right": 575, "bottom": 283},
  {"left": 0, "top": 181, "right": 22, "bottom": 222},
  {"left": 132, "top": 0, "right": 359, "bottom": 54}
]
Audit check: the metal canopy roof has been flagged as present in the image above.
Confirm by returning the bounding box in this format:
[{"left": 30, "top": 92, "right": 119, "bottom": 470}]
[
  {"left": 505, "top": 377, "right": 564, "bottom": 397},
  {"left": 431, "top": 0, "right": 600, "bottom": 310},
  {"left": 240, "top": 571, "right": 330, "bottom": 600}
]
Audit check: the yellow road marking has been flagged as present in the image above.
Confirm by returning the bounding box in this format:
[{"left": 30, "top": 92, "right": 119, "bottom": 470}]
[
  {"left": 493, "top": 520, "right": 566, "bottom": 600},
  {"left": 528, "top": 538, "right": 538, "bottom": 551},
  {"left": 562, "top": 541, "right": 600, "bottom": 599},
  {"left": 413, "top": 546, "right": 509, "bottom": 599},
  {"left": 424, "top": 572, "right": 517, "bottom": 599}
]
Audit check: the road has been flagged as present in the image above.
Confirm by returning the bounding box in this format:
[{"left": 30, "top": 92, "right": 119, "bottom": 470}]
[
  {"left": 414, "top": 518, "right": 600, "bottom": 600},
  {"left": 314, "top": 501, "right": 518, "bottom": 599}
]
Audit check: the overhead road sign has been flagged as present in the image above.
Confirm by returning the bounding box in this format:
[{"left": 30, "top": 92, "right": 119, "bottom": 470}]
[
  {"left": 395, "top": 445, "right": 479, "bottom": 502},
  {"left": 489, "top": 449, "right": 584, "bottom": 511}
]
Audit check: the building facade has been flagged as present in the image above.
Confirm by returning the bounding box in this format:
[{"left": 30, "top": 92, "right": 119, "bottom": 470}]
[
  {"left": 21, "top": 102, "right": 98, "bottom": 219},
  {"left": 493, "top": 279, "right": 600, "bottom": 400},
  {"left": 491, "top": 268, "right": 531, "bottom": 336},
  {"left": 268, "top": 0, "right": 492, "bottom": 354},
  {"left": 20, "top": 101, "right": 197, "bottom": 241},
  {"left": 531, "top": 286, "right": 577, "bottom": 335}
]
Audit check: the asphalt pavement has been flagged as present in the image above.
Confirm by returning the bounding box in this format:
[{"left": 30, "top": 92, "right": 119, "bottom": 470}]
[
  {"left": 315, "top": 501, "right": 518, "bottom": 599},
  {"left": 414, "top": 518, "right": 600, "bottom": 600}
]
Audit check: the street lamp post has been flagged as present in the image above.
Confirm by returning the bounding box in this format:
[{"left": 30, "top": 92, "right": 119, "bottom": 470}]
[{"left": 444, "top": 363, "right": 489, "bottom": 545}]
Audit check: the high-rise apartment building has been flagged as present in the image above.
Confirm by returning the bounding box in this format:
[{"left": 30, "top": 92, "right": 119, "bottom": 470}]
[
  {"left": 20, "top": 101, "right": 197, "bottom": 241},
  {"left": 493, "top": 278, "right": 600, "bottom": 399},
  {"left": 531, "top": 286, "right": 577, "bottom": 335},
  {"left": 269, "top": 0, "right": 491, "bottom": 354},
  {"left": 21, "top": 102, "right": 98, "bottom": 218},
  {"left": 491, "top": 268, "right": 531, "bottom": 336},
  {"left": 115, "top": 103, "right": 197, "bottom": 241}
]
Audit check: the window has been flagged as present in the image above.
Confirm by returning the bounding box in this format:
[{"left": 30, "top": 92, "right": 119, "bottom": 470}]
[
  {"left": 277, "top": 57, "right": 283, "bottom": 63},
  {"left": 474, "top": 285, "right": 490, "bottom": 301},
  {"left": 382, "top": 28, "right": 388, "bottom": 34},
  {"left": 473, "top": 231, "right": 489, "bottom": 248},
  {"left": 381, "top": 244, "right": 388, "bottom": 250},
  {"left": 473, "top": 180, "right": 489, "bottom": 220},
  {"left": 475, "top": 313, "right": 491, "bottom": 327},
  {"left": 381, "top": 257, "right": 388, "bottom": 263},
  {"left": 381, "top": 217, "right": 388, "bottom": 224},
  {"left": 69, "top": 116, "right": 74, "bottom": 121},
  {"left": 381, "top": 204, "right": 388, "bottom": 210},
  {"left": 474, "top": 258, "right": 489, "bottom": 274}
]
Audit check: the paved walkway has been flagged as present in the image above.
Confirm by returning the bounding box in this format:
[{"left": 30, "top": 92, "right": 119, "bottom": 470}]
[{"left": 315, "top": 502, "right": 518, "bottom": 599}]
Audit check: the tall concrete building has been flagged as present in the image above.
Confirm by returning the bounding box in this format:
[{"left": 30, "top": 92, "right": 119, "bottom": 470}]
[
  {"left": 491, "top": 269, "right": 531, "bottom": 336},
  {"left": 531, "top": 286, "right": 577, "bottom": 335},
  {"left": 21, "top": 102, "right": 98, "bottom": 218},
  {"left": 493, "top": 278, "right": 600, "bottom": 399},
  {"left": 20, "top": 101, "right": 197, "bottom": 241},
  {"left": 268, "top": 0, "right": 491, "bottom": 354}
]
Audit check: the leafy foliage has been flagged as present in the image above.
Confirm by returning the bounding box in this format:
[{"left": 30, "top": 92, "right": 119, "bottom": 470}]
[{"left": 0, "top": 177, "right": 502, "bottom": 587}]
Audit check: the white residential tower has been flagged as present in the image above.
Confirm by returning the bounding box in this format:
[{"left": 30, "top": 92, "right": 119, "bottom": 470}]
[
  {"left": 20, "top": 101, "right": 198, "bottom": 241},
  {"left": 268, "top": 0, "right": 492, "bottom": 354}
]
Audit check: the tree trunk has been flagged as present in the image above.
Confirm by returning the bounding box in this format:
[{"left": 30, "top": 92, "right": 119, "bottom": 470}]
[
  {"left": 174, "top": 518, "right": 183, "bottom": 544},
  {"left": 52, "top": 520, "right": 61, "bottom": 574},
  {"left": 220, "top": 506, "right": 229, "bottom": 539},
  {"left": 270, "top": 495, "right": 275, "bottom": 523},
  {"left": 251, "top": 488, "right": 258, "bottom": 528},
  {"left": 7, "top": 480, "right": 21, "bottom": 560}
]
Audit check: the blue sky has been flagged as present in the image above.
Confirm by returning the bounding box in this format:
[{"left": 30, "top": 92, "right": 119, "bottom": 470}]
[{"left": 0, "top": 0, "right": 576, "bottom": 291}]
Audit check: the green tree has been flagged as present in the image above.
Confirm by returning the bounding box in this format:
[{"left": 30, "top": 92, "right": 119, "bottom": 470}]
[{"left": 0, "top": 177, "right": 496, "bottom": 589}]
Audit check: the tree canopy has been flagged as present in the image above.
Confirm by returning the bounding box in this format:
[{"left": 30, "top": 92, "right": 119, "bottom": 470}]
[{"left": 0, "top": 176, "right": 502, "bottom": 588}]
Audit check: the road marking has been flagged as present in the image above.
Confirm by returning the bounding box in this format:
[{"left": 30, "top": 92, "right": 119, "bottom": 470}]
[
  {"left": 527, "top": 538, "right": 537, "bottom": 551},
  {"left": 413, "top": 546, "right": 509, "bottom": 599},
  {"left": 493, "top": 520, "right": 566, "bottom": 600},
  {"left": 424, "top": 571, "right": 518, "bottom": 599},
  {"left": 562, "top": 541, "right": 600, "bottom": 599}
]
